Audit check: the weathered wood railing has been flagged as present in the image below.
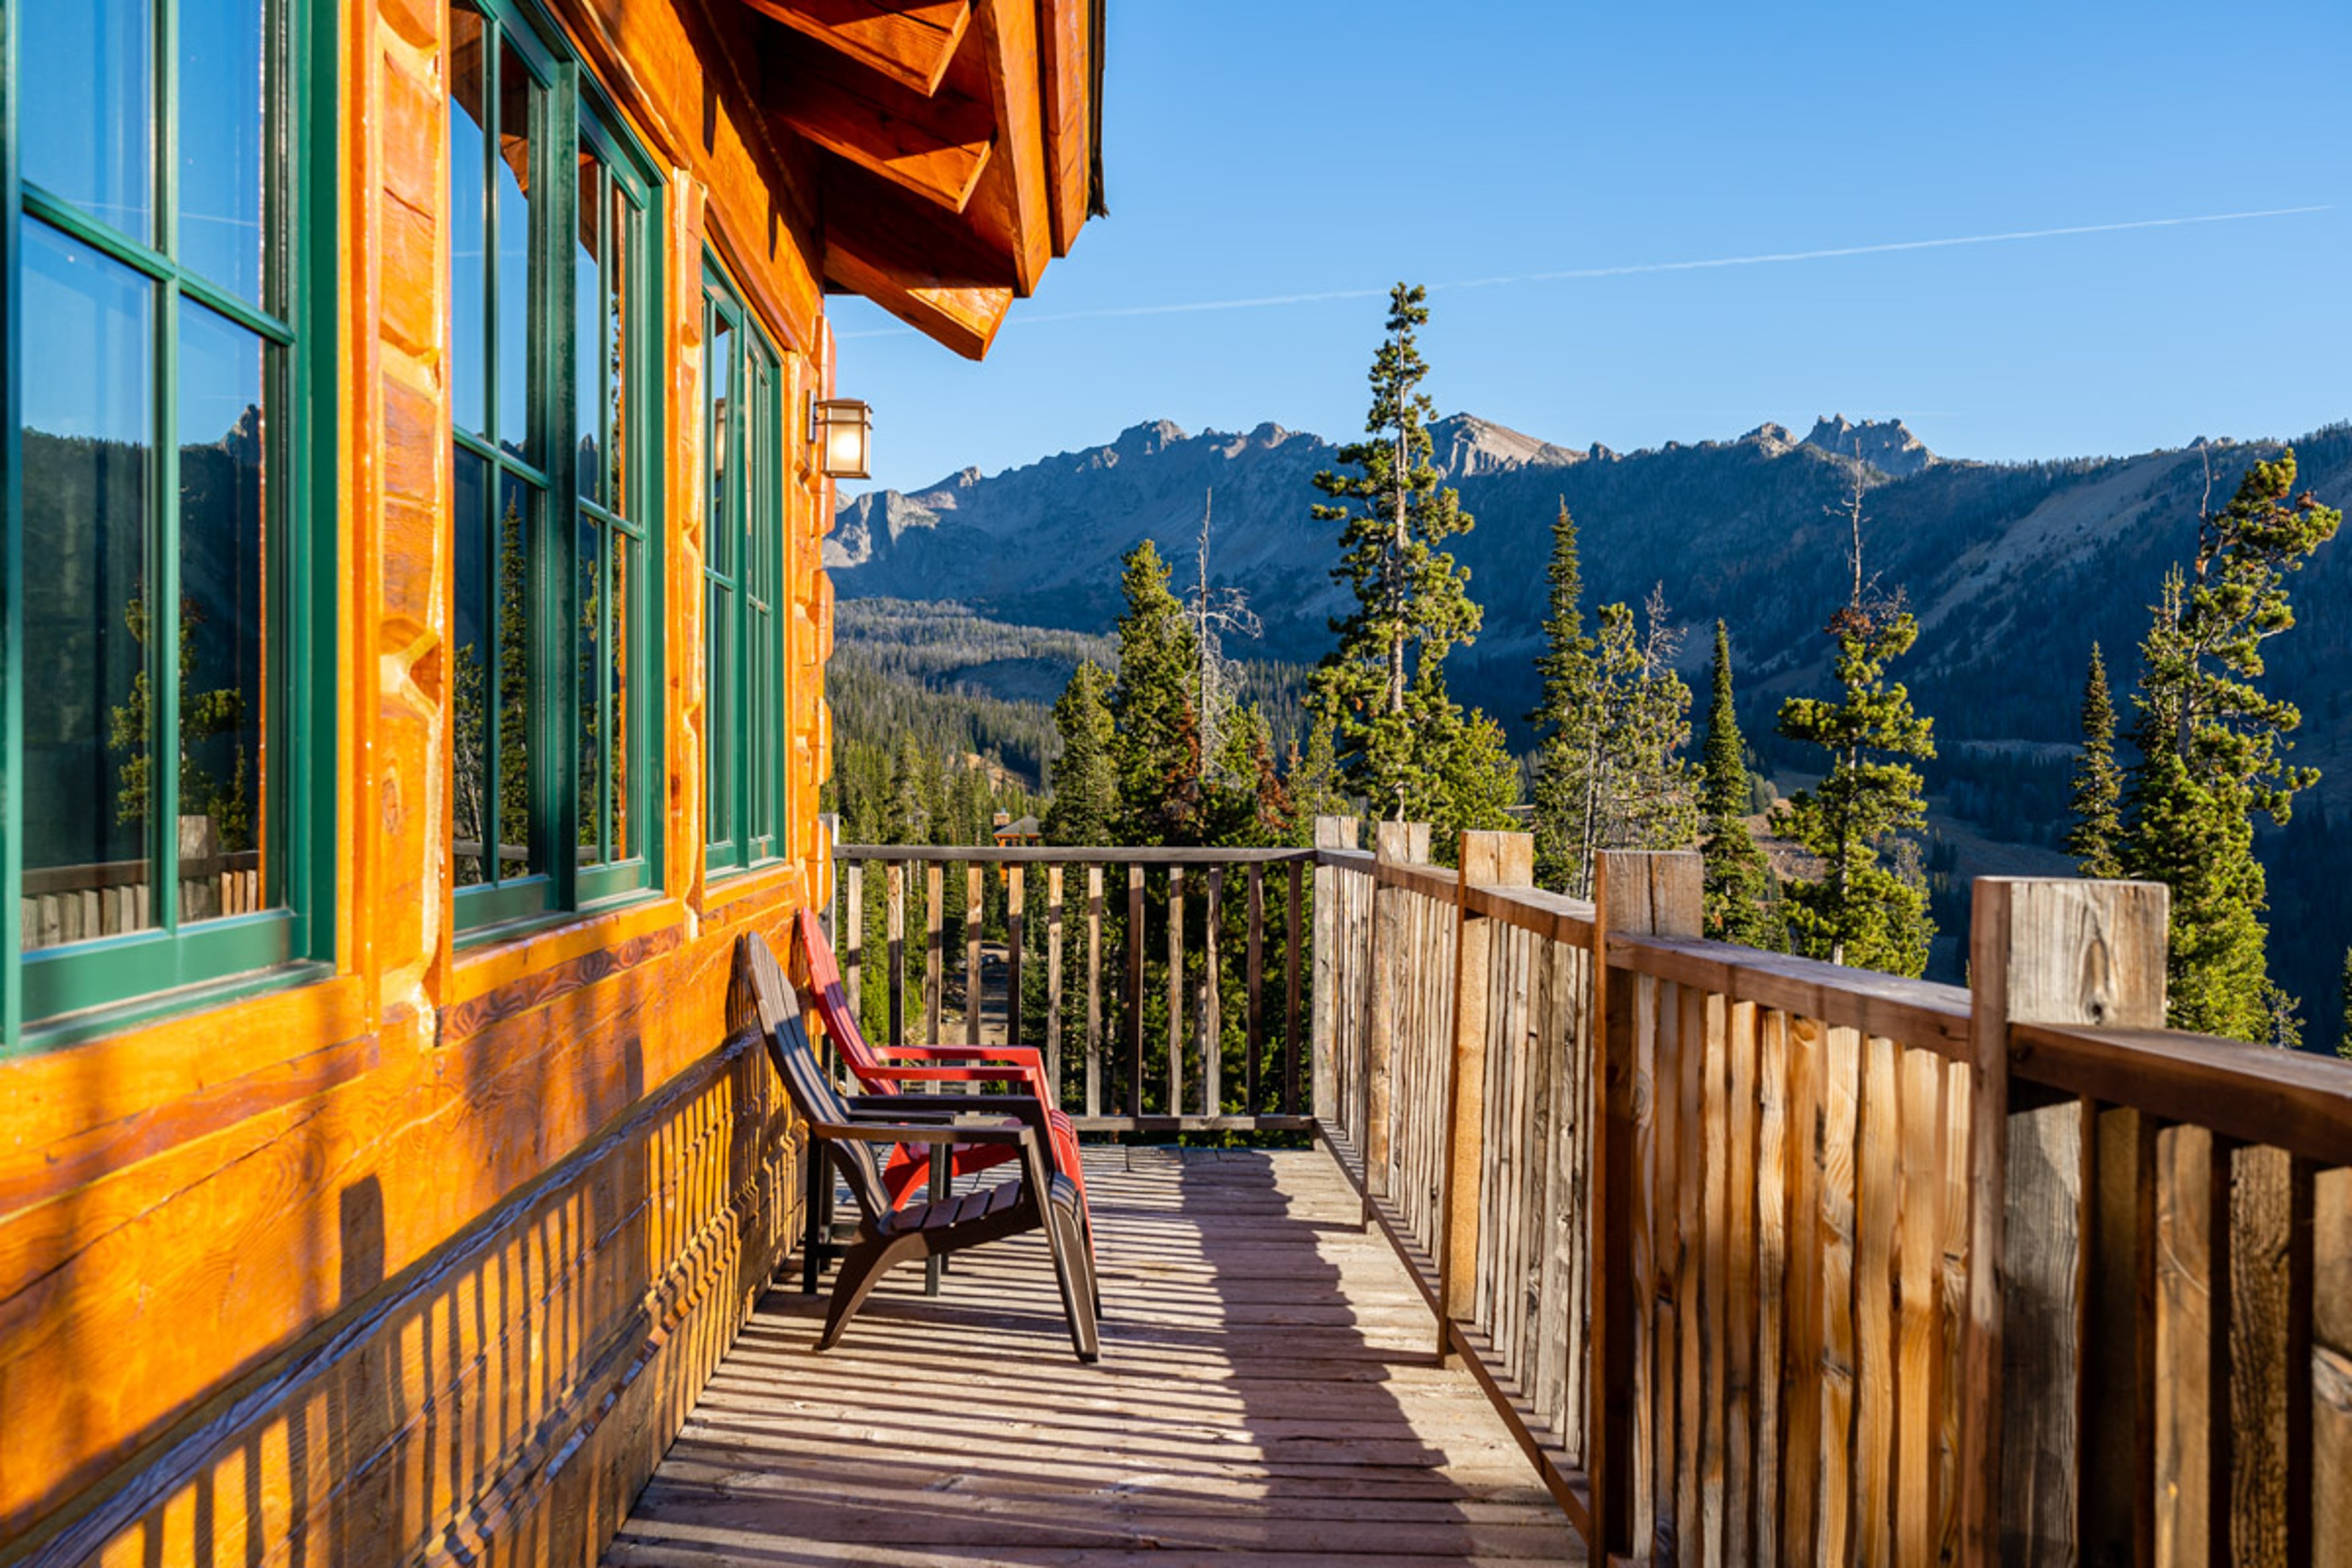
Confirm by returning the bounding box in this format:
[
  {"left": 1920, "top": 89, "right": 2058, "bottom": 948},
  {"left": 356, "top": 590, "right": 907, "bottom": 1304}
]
[
  {"left": 1305, "top": 818, "right": 2352, "bottom": 1567},
  {"left": 829, "top": 843, "right": 1313, "bottom": 1133}
]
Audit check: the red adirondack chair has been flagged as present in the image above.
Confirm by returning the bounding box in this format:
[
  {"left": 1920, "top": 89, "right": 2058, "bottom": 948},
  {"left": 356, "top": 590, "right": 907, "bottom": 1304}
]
[{"left": 788, "top": 908, "right": 1093, "bottom": 1221}]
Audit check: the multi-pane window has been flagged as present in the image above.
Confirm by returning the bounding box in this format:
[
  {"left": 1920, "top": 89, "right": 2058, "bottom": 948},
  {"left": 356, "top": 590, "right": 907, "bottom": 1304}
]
[
  {"left": 702, "top": 262, "right": 788, "bottom": 875},
  {"left": 5, "top": 0, "right": 331, "bottom": 1036},
  {"left": 448, "top": 0, "right": 660, "bottom": 933}
]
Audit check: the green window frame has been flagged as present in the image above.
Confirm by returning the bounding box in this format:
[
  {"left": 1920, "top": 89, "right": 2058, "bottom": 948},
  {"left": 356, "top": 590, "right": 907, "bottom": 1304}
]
[
  {"left": 0, "top": 0, "right": 337, "bottom": 1047},
  {"left": 448, "top": 0, "right": 664, "bottom": 938},
  {"left": 701, "top": 258, "right": 788, "bottom": 877}
]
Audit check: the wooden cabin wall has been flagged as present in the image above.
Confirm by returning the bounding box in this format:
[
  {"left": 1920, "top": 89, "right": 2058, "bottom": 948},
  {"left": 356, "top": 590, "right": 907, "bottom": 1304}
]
[{"left": 0, "top": 2, "right": 839, "bottom": 1566}]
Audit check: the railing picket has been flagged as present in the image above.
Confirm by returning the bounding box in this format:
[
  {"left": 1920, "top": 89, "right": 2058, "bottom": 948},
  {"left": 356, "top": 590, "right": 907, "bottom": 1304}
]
[
  {"left": 1855, "top": 1033, "right": 1901, "bottom": 1568},
  {"left": 1126, "top": 863, "right": 1144, "bottom": 1120},
  {"left": 1086, "top": 864, "right": 1103, "bottom": 1118},
  {"left": 845, "top": 861, "right": 863, "bottom": 1033},
  {"left": 1204, "top": 866, "right": 1223, "bottom": 1117},
  {"left": 1246, "top": 864, "right": 1264, "bottom": 1116},
  {"left": 1046, "top": 865, "right": 1065, "bottom": 1097},
  {"left": 2225, "top": 1143, "right": 2310, "bottom": 1568},
  {"left": 1006, "top": 865, "right": 1024, "bottom": 1048},
  {"left": 1285, "top": 860, "right": 1303, "bottom": 1117},
  {"left": 886, "top": 862, "right": 906, "bottom": 1049},
  {"left": 2084, "top": 1104, "right": 2158, "bottom": 1565},
  {"left": 1167, "top": 866, "right": 1185, "bottom": 1117},
  {"left": 1819, "top": 1023, "right": 1862, "bottom": 1565},
  {"left": 1726, "top": 998, "right": 1760, "bottom": 1567},
  {"left": 2311, "top": 1166, "right": 2350, "bottom": 1568},
  {"left": 965, "top": 865, "right": 984, "bottom": 1046},
  {"left": 1754, "top": 1009, "right": 1792, "bottom": 1568},
  {"left": 1782, "top": 1014, "right": 1826, "bottom": 1565},
  {"left": 924, "top": 863, "right": 944, "bottom": 1042},
  {"left": 1894, "top": 1045, "right": 1946, "bottom": 1568}
]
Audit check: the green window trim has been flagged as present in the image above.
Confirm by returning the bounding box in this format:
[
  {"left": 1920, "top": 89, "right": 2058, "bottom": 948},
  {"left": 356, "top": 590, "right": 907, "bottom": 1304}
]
[
  {"left": 700, "top": 256, "right": 789, "bottom": 880},
  {"left": 0, "top": 0, "right": 339, "bottom": 1050},
  {"left": 449, "top": 0, "right": 665, "bottom": 938}
]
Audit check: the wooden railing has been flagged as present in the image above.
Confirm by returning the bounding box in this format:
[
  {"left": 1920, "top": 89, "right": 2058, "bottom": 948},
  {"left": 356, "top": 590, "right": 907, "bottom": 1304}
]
[
  {"left": 829, "top": 843, "right": 1314, "bottom": 1133},
  {"left": 1303, "top": 817, "right": 2352, "bottom": 1568}
]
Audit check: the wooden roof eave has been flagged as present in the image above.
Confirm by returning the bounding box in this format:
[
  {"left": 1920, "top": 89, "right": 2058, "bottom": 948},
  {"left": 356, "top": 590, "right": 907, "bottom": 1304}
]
[{"left": 731, "top": 0, "right": 1105, "bottom": 359}]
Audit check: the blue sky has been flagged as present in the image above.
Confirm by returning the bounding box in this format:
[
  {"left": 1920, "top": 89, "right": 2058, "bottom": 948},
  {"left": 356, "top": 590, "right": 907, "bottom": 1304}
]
[{"left": 834, "top": 0, "right": 2351, "bottom": 499}]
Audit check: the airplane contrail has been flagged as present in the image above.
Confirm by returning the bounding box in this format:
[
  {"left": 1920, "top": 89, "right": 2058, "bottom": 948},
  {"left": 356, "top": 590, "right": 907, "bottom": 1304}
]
[{"left": 838, "top": 204, "right": 2332, "bottom": 338}]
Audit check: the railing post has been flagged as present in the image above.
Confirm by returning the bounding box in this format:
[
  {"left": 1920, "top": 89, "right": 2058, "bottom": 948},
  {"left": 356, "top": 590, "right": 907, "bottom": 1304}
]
[
  {"left": 1310, "top": 815, "right": 1357, "bottom": 1127},
  {"left": 1962, "top": 877, "right": 2168, "bottom": 1568},
  {"left": 1363, "top": 820, "right": 1429, "bottom": 1215},
  {"left": 1437, "top": 830, "right": 1534, "bottom": 1363},
  {"left": 1590, "top": 848, "right": 1702, "bottom": 1565}
]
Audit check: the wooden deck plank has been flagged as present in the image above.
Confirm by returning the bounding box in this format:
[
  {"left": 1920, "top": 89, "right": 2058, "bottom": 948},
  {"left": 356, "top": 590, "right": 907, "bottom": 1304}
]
[{"left": 608, "top": 1147, "right": 1587, "bottom": 1565}]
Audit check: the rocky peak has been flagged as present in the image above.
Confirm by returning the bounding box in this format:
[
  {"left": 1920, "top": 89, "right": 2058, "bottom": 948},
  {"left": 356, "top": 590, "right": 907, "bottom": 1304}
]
[
  {"left": 1801, "top": 414, "right": 1936, "bottom": 477},
  {"left": 1427, "top": 412, "right": 1583, "bottom": 478}
]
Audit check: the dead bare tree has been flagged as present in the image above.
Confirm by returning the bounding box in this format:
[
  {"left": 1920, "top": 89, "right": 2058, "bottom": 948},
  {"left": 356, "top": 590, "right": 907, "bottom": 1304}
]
[{"left": 1185, "top": 488, "right": 1262, "bottom": 786}]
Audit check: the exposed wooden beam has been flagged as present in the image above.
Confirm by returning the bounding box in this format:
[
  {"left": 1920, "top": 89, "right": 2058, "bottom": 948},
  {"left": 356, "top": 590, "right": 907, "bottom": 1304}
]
[
  {"left": 822, "top": 165, "right": 1014, "bottom": 359},
  {"left": 774, "top": 39, "right": 993, "bottom": 213},
  {"left": 1039, "top": 0, "right": 1091, "bottom": 257},
  {"left": 972, "top": 0, "right": 1050, "bottom": 295},
  {"left": 738, "top": 0, "right": 972, "bottom": 98}
]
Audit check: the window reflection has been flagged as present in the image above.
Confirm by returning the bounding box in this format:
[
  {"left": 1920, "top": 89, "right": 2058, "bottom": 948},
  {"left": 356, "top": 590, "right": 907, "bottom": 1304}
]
[
  {"left": 177, "top": 0, "right": 267, "bottom": 303},
  {"left": 449, "top": 6, "right": 489, "bottom": 437},
  {"left": 177, "top": 303, "right": 270, "bottom": 921},
  {"left": 19, "top": 228, "right": 157, "bottom": 947},
  {"left": 21, "top": 0, "right": 154, "bottom": 243},
  {"left": 495, "top": 42, "right": 538, "bottom": 461}
]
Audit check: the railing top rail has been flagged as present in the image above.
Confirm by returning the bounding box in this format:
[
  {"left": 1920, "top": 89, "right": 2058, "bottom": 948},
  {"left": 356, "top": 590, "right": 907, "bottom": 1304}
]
[
  {"left": 2011, "top": 1019, "right": 2352, "bottom": 1166},
  {"left": 1614, "top": 932, "right": 1972, "bottom": 1058},
  {"left": 834, "top": 844, "right": 1317, "bottom": 865}
]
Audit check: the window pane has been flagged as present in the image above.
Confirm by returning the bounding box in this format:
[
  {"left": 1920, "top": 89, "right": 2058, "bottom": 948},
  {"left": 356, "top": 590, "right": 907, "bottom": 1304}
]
[
  {"left": 495, "top": 43, "right": 538, "bottom": 461},
  {"left": 177, "top": 303, "right": 270, "bottom": 922},
  {"left": 706, "top": 315, "right": 733, "bottom": 576},
  {"left": 20, "top": 225, "right": 156, "bottom": 949},
  {"left": 21, "top": 0, "right": 153, "bottom": 242},
  {"left": 494, "top": 474, "right": 540, "bottom": 876},
  {"left": 706, "top": 576, "right": 732, "bottom": 853},
  {"left": 606, "top": 184, "right": 630, "bottom": 514},
  {"left": 609, "top": 537, "right": 632, "bottom": 861},
  {"left": 575, "top": 152, "right": 604, "bottom": 506},
  {"left": 577, "top": 514, "right": 604, "bottom": 862},
  {"left": 178, "top": 0, "right": 267, "bottom": 303},
  {"left": 448, "top": 7, "right": 489, "bottom": 437},
  {"left": 452, "top": 447, "right": 489, "bottom": 886}
]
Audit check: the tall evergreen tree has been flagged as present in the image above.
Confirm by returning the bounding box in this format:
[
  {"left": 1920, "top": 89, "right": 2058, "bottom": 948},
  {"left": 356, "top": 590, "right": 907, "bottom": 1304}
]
[
  {"left": 1107, "top": 540, "right": 1201, "bottom": 845},
  {"left": 1585, "top": 593, "right": 1701, "bottom": 859},
  {"left": 1529, "top": 500, "right": 1600, "bottom": 892},
  {"left": 1307, "top": 284, "right": 1510, "bottom": 829},
  {"left": 2121, "top": 451, "right": 2340, "bottom": 1043},
  {"left": 1282, "top": 713, "right": 1349, "bottom": 840},
  {"left": 1699, "top": 621, "right": 1781, "bottom": 948},
  {"left": 2067, "top": 643, "right": 2125, "bottom": 877},
  {"left": 885, "top": 732, "right": 935, "bottom": 844},
  {"left": 2339, "top": 948, "right": 2352, "bottom": 1061},
  {"left": 1776, "top": 500, "right": 1938, "bottom": 981},
  {"left": 1044, "top": 660, "right": 1117, "bottom": 846}
]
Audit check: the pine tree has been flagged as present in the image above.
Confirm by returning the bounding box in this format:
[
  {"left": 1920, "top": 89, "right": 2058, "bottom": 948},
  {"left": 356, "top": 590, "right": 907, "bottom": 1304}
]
[
  {"left": 1699, "top": 621, "right": 1781, "bottom": 948},
  {"left": 1044, "top": 660, "right": 1117, "bottom": 846},
  {"left": 1307, "top": 284, "right": 1509, "bottom": 829},
  {"left": 2067, "top": 643, "right": 2124, "bottom": 878},
  {"left": 1586, "top": 593, "right": 1701, "bottom": 859},
  {"left": 2122, "top": 450, "right": 2341, "bottom": 1043},
  {"left": 1282, "top": 712, "right": 1349, "bottom": 840},
  {"left": 1106, "top": 540, "right": 1201, "bottom": 845},
  {"left": 885, "top": 732, "right": 934, "bottom": 844},
  {"left": 1529, "top": 499, "right": 1600, "bottom": 893},
  {"left": 2338, "top": 948, "right": 2352, "bottom": 1061}
]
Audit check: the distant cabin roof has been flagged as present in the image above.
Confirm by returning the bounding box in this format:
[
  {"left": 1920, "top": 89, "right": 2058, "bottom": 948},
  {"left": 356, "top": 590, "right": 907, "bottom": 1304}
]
[{"left": 993, "top": 815, "right": 1042, "bottom": 841}]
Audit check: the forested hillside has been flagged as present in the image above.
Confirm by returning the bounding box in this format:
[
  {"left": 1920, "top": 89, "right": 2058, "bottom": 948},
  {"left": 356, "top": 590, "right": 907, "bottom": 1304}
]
[{"left": 827, "top": 416, "right": 2352, "bottom": 1048}]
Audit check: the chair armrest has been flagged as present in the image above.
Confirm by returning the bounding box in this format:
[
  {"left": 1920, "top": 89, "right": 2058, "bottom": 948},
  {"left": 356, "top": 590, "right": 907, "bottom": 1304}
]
[
  {"left": 842, "top": 1097, "right": 957, "bottom": 1121},
  {"left": 855, "top": 1064, "right": 1035, "bottom": 1087},
  {"left": 880, "top": 1044, "right": 1049, "bottom": 1071},
  {"left": 855, "top": 1092, "right": 1051, "bottom": 1124},
  {"left": 811, "top": 1117, "right": 1033, "bottom": 1148}
]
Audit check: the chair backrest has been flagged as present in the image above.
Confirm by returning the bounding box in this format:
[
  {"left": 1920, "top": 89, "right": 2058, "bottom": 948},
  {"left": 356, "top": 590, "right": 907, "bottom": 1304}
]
[
  {"left": 738, "top": 933, "right": 894, "bottom": 1224},
  {"left": 791, "top": 906, "right": 897, "bottom": 1093}
]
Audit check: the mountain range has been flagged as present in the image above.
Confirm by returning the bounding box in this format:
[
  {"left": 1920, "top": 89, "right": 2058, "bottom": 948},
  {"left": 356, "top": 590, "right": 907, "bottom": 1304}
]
[{"left": 830, "top": 410, "right": 2352, "bottom": 762}]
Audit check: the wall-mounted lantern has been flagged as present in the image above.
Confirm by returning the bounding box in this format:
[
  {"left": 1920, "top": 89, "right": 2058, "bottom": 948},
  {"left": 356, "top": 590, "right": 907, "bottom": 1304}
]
[{"left": 810, "top": 396, "right": 873, "bottom": 480}]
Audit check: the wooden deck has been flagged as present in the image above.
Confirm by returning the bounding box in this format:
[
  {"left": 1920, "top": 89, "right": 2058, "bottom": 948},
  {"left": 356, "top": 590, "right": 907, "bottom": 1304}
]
[{"left": 605, "top": 1146, "right": 1585, "bottom": 1566}]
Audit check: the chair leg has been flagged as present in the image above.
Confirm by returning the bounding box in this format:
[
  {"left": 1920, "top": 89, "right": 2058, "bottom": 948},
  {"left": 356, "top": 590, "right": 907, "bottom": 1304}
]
[
  {"left": 801, "top": 1136, "right": 826, "bottom": 1295},
  {"left": 818, "top": 1231, "right": 925, "bottom": 1352},
  {"left": 1042, "top": 1197, "right": 1099, "bottom": 1364},
  {"left": 923, "top": 1150, "right": 950, "bottom": 1296}
]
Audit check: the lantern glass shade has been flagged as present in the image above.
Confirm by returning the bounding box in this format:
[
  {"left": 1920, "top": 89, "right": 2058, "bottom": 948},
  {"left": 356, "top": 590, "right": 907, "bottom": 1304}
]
[{"left": 812, "top": 397, "right": 873, "bottom": 480}]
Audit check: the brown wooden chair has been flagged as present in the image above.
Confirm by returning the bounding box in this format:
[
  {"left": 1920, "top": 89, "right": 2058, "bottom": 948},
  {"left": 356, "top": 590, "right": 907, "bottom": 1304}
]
[{"left": 746, "top": 935, "right": 1101, "bottom": 1362}]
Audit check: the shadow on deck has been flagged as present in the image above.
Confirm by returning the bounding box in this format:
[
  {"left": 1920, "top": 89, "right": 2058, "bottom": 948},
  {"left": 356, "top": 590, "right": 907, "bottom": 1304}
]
[{"left": 604, "top": 1147, "right": 1584, "bottom": 1566}]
